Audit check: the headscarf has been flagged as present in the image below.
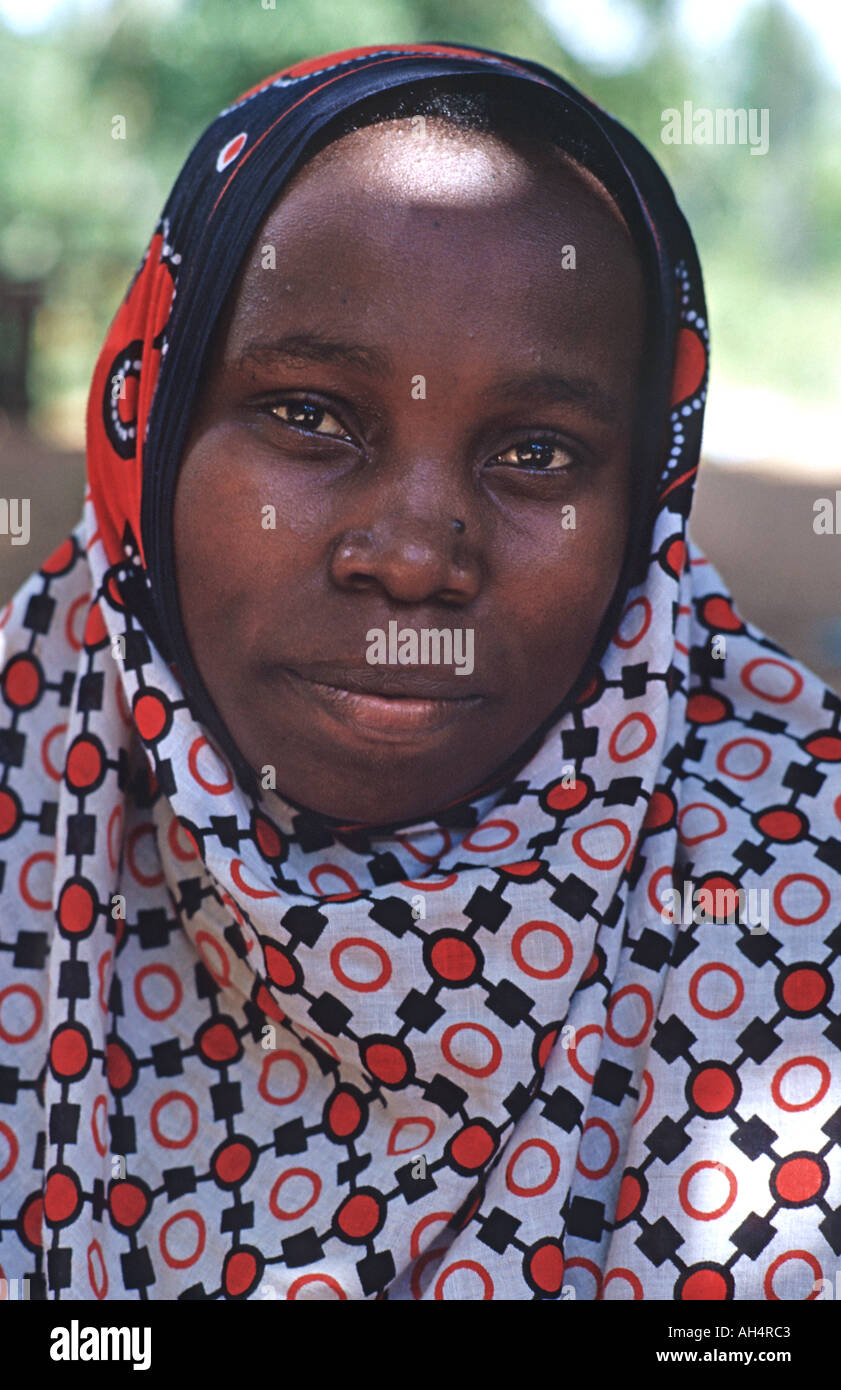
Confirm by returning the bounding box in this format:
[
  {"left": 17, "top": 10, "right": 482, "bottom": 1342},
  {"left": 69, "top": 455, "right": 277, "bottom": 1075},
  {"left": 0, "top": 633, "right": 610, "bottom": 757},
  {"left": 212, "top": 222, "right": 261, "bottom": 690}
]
[{"left": 1, "top": 43, "right": 840, "bottom": 1303}]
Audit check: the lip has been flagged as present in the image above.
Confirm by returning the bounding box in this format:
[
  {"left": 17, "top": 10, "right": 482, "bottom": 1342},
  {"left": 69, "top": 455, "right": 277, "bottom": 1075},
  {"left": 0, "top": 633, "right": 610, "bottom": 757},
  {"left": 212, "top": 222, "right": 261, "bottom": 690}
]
[{"left": 275, "top": 664, "right": 486, "bottom": 739}]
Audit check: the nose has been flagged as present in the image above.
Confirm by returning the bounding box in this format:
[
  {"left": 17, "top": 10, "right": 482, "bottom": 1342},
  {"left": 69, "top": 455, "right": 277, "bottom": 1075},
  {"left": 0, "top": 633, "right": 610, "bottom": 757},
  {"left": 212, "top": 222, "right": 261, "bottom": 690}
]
[{"left": 329, "top": 513, "right": 482, "bottom": 606}]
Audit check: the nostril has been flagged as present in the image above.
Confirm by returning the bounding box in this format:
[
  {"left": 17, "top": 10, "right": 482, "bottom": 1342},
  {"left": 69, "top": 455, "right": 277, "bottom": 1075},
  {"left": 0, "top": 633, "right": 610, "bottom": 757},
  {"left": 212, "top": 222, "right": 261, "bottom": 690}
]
[
  {"left": 345, "top": 572, "right": 379, "bottom": 593},
  {"left": 330, "top": 522, "right": 480, "bottom": 605}
]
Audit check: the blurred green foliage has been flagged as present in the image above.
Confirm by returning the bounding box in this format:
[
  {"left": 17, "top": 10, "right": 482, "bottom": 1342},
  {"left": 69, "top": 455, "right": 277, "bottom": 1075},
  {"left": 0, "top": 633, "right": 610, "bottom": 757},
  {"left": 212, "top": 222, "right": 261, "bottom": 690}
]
[{"left": 1, "top": 0, "right": 839, "bottom": 442}]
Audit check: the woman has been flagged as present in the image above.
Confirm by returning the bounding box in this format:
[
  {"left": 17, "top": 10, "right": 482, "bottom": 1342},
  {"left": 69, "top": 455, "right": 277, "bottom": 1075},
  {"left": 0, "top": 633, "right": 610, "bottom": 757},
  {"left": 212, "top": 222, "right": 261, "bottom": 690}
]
[{"left": 1, "top": 42, "right": 839, "bottom": 1302}]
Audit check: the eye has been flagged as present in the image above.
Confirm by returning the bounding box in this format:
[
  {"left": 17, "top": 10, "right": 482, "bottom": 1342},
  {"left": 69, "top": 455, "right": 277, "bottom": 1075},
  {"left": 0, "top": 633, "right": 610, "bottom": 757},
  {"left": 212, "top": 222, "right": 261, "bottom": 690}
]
[
  {"left": 492, "top": 436, "right": 576, "bottom": 472},
  {"left": 268, "top": 399, "right": 352, "bottom": 440}
]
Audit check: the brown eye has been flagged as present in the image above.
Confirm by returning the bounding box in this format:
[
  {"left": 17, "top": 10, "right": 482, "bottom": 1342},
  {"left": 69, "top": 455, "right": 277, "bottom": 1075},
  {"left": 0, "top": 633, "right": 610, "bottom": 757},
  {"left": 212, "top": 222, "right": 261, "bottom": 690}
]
[
  {"left": 270, "top": 401, "right": 350, "bottom": 439},
  {"left": 495, "top": 439, "right": 575, "bottom": 471}
]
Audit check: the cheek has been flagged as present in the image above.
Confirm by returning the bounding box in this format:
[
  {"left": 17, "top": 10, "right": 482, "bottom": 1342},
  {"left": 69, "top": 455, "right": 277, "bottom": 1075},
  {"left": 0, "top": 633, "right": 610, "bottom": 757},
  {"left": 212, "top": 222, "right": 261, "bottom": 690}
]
[
  {"left": 509, "top": 485, "right": 629, "bottom": 630},
  {"left": 173, "top": 445, "right": 322, "bottom": 663},
  {"left": 173, "top": 451, "right": 263, "bottom": 659}
]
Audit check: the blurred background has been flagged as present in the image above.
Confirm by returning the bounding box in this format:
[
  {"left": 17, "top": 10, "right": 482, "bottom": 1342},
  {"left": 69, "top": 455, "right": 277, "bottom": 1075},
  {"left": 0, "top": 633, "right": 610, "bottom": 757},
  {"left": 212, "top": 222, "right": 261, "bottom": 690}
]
[{"left": 1, "top": 0, "right": 839, "bottom": 686}]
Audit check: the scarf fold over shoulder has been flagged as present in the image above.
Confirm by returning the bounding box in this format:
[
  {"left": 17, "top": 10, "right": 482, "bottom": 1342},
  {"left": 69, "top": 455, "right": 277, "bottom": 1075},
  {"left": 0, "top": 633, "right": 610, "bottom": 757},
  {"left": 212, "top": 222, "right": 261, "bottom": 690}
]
[{"left": 1, "top": 43, "right": 840, "bottom": 1301}]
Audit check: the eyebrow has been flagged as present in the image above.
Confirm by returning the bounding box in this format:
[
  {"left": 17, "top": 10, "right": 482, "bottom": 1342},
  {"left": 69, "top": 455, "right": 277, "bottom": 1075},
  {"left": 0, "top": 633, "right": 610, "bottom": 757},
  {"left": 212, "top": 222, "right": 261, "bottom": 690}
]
[
  {"left": 239, "top": 335, "right": 619, "bottom": 421},
  {"left": 480, "top": 371, "right": 620, "bottom": 421},
  {"left": 238, "top": 332, "right": 391, "bottom": 377}
]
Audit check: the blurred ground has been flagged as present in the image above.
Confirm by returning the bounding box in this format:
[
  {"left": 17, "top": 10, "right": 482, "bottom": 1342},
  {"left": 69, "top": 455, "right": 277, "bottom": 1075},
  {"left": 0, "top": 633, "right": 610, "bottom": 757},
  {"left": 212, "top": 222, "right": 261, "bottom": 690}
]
[{"left": 0, "top": 421, "right": 839, "bottom": 694}]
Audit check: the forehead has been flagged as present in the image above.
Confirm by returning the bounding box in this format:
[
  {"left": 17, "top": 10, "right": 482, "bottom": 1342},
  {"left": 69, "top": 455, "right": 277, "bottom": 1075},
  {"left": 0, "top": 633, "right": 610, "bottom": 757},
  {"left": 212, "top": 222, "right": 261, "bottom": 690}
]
[
  {"left": 270, "top": 117, "right": 635, "bottom": 250},
  {"left": 221, "top": 118, "right": 645, "bottom": 366}
]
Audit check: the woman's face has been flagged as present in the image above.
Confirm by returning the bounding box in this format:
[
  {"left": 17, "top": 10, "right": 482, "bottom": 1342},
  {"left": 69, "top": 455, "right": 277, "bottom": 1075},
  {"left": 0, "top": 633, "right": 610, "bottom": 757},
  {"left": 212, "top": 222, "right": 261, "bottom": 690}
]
[{"left": 174, "top": 118, "right": 646, "bottom": 825}]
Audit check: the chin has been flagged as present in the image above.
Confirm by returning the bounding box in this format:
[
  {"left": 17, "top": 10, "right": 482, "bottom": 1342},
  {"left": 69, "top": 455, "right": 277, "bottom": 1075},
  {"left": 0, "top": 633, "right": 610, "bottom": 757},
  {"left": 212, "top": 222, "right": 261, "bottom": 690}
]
[
  {"left": 294, "top": 787, "right": 447, "bottom": 828},
  {"left": 271, "top": 762, "right": 480, "bottom": 829}
]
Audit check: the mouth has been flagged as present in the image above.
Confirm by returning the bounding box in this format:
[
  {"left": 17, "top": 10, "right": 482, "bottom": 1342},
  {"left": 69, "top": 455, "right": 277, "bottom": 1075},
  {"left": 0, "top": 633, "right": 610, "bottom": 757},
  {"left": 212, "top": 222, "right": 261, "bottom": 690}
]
[{"left": 274, "top": 664, "right": 487, "bottom": 739}]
